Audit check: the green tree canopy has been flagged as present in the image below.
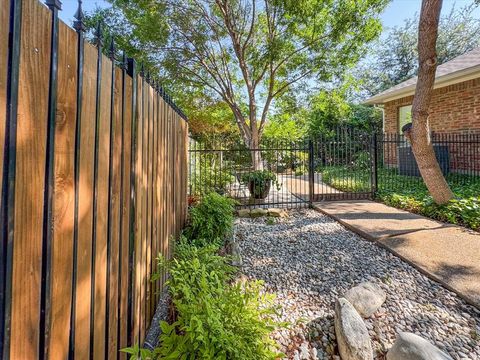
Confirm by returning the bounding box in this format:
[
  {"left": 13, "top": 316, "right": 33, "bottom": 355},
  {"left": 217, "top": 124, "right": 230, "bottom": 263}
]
[
  {"left": 355, "top": 3, "right": 480, "bottom": 99},
  {"left": 85, "top": 0, "right": 388, "bottom": 162}
]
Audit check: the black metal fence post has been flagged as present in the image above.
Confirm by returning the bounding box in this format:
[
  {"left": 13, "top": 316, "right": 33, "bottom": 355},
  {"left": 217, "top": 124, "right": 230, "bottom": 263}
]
[
  {"left": 371, "top": 132, "right": 378, "bottom": 197},
  {"left": 105, "top": 36, "right": 116, "bottom": 359},
  {"left": 1, "top": 0, "right": 22, "bottom": 357},
  {"left": 40, "top": 0, "right": 62, "bottom": 357},
  {"left": 308, "top": 139, "right": 315, "bottom": 206},
  {"left": 117, "top": 50, "right": 127, "bottom": 353},
  {"left": 126, "top": 57, "right": 136, "bottom": 347},
  {"left": 69, "top": 0, "right": 86, "bottom": 357}
]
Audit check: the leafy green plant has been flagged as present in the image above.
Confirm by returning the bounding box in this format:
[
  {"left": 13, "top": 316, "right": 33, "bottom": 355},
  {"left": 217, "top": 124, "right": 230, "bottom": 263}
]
[
  {"left": 185, "top": 192, "right": 235, "bottom": 247},
  {"left": 241, "top": 170, "right": 280, "bottom": 199},
  {"left": 266, "top": 217, "right": 276, "bottom": 225},
  {"left": 151, "top": 240, "right": 283, "bottom": 360},
  {"left": 353, "top": 151, "right": 371, "bottom": 170},
  {"left": 191, "top": 153, "right": 235, "bottom": 196},
  {"left": 120, "top": 344, "right": 154, "bottom": 359}
]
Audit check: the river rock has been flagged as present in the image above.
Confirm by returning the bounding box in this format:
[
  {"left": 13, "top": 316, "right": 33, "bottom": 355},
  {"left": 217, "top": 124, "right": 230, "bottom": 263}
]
[
  {"left": 344, "top": 282, "right": 386, "bottom": 318},
  {"left": 387, "top": 332, "right": 453, "bottom": 360},
  {"left": 335, "top": 297, "right": 373, "bottom": 360}
]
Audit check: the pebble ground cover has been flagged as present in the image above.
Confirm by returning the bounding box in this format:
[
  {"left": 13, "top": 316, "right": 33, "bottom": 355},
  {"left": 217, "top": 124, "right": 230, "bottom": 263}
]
[{"left": 235, "top": 209, "right": 480, "bottom": 360}]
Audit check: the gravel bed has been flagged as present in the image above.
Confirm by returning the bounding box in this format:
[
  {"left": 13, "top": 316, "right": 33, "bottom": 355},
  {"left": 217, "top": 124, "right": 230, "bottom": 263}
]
[{"left": 235, "top": 208, "right": 480, "bottom": 360}]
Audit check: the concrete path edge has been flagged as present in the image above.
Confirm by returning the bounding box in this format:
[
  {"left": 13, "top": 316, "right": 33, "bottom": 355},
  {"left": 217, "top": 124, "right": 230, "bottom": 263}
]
[{"left": 312, "top": 204, "right": 480, "bottom": 310}]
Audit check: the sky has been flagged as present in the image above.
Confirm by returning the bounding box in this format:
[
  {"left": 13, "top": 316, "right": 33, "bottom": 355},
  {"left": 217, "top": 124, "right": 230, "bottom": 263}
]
[{"left": 59, "top": 0, "right": 480, "bottom": 29}]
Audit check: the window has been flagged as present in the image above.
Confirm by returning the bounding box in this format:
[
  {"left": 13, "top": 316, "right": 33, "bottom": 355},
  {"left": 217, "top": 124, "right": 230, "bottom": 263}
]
[{"left": 398, "top": 105, "right": 412, "bottom": 132}]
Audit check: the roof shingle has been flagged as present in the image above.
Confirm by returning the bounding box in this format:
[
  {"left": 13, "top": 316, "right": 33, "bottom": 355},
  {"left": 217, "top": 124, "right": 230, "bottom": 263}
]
[{"left": 365, "top": 47, "right": 480, "bottom": 104}]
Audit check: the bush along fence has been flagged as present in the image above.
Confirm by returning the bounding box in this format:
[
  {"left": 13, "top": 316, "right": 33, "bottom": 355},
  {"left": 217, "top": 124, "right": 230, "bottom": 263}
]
[
  {"left": 0, "top": 0, "right": 188, "bottom": 358},
  {"left": 124, "top": 192, "right": 284, "bottom": 359}
]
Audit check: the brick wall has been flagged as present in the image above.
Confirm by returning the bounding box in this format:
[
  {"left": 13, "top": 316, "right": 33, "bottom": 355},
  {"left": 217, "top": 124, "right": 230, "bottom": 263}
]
[
  {"left": 382, "top": 77, "right": 480, "bottom": 172},
  {"left": 383, "top": 77, "right": 480, "bottom": 134}
]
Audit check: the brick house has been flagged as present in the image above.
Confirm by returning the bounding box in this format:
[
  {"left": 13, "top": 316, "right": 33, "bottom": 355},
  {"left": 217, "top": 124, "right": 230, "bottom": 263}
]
[{"left": 365, "top": 47, "right": 480, "bottom": 173}]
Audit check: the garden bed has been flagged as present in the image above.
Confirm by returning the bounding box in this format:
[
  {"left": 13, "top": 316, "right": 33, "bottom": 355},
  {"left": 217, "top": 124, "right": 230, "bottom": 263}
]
[
  {"left": 235, "top": 209, "right": 480, "bottom": 359},
  {"left": 322, "top": 166, "right": 480, "bottom": 231}
]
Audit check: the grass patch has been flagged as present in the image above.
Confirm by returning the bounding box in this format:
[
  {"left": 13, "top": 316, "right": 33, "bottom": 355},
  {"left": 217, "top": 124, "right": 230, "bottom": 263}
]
[{"left": 321, "top": 166, "right": 480, "bottom": 231}]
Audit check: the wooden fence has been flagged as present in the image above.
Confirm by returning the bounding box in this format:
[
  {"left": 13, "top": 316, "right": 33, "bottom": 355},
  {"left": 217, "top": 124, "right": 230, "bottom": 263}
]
[{"left": 0, "top": 0, "right": 188, "bottom": 358}]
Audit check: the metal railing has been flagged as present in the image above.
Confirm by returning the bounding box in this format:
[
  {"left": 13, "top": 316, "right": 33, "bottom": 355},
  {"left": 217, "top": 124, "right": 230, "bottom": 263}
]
[{"left": 188, "top": 130, "right": 480, "bottom": 208}]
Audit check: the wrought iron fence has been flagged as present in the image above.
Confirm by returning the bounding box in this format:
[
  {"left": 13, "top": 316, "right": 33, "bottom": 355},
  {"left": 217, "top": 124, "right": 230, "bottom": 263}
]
[
  {"left": 188, "top": 139, "right": 312, "bottom": 208},
  {"left": 188, "top": 129, "right": 480, "bottom": 208},
  {"left": 377, "top": 132, "right": 480, "bottom": 194}
]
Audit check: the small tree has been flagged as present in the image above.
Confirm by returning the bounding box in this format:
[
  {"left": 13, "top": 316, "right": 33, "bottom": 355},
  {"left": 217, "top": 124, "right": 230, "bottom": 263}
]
[{"left": 407, "top": 0, "right": 454, "bottom": 204}]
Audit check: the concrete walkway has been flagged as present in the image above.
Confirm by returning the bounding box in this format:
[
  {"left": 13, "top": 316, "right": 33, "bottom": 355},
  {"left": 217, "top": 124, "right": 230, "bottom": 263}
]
[{"left": 314, "top": 200, "right": 480, "bottom": 309}]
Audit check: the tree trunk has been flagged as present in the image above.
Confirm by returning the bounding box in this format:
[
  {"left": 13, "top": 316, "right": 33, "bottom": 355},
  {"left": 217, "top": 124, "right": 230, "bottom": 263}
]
[
  {"left": 409, "top": 0, "right": 453, "bottom": 205},
  {"left": 250, "top": 127, "right": 263, "bottom": 170}
]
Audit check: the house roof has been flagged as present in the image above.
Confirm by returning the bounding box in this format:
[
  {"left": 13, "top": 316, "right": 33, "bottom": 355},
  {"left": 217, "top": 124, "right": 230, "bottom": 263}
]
[{"left": 364, "top": 47, "right": 480, "bottom": 105}]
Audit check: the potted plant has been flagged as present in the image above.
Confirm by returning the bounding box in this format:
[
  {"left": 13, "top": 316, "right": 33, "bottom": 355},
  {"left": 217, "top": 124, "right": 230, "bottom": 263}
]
[{"left": 241, "top": 170, "right": 278, "bottom": 199}]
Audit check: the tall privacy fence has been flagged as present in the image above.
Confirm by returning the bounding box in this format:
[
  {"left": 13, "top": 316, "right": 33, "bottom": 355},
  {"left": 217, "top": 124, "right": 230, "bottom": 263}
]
[
  {"left": 0, "top": 0, "right": 188, "bottom": 358},
  {"left": 188, "top": 129, "right": 480, "bottom": 207}
]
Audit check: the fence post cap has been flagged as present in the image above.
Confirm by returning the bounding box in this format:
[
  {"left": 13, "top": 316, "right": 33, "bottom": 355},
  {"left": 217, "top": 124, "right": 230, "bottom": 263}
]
[
  {"left": 45, "top": 0, "right": 62, "bottom": 10},
  {"left": 94, "top": 22, "right": 103, "bottom": 46},
  {"left": 73, "top": 0, "right": 86, "bottom": 32},
  {"left": 126, "top": 58, "right": 136, "bottom": 76},
  {"left": 108, "top": 37, "right": 116, "bottom": 60}
]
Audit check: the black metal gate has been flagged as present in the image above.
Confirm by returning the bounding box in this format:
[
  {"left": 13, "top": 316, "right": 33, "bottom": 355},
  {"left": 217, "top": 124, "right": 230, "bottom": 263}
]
[
  {"left": 188, "top": 129, "right": 375, "bottom": 208},
  {"left": 311, "top": 128, "right": 375, "bottom": 202}
]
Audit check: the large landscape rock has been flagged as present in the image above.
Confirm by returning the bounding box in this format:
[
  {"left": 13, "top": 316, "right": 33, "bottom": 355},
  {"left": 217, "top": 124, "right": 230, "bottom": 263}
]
[
  {"left": 344, "top": 282, "right": 386, "bottom": 318},
  {"left": 250, "top": 208, "right": 268, "bottom": 218},
  {"left": 268, "top": 208, "right": 288, "bottom": 218},
  {"left": 387, "top": 332, "right": 453, "bottom": 360},
  {"left": 237, "top": 209, "right": 251, "bottom": 218},
  {"left": 335, "top": 297, "right": 373, "bottom": 360}
]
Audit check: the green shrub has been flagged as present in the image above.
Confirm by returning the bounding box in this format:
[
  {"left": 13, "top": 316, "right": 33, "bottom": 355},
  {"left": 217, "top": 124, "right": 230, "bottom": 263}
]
[
  {"left": 191, "top": 155, "right": 235, "bottom": 196},
  {"left": 353, "top": 150, "right": 370, "bottom": 170},
  {"left": 150, "top": 240, "right": 282, "bottom": 360},
  {"left": 240, "top": 170, "right": 279, "bottom": 198},
  {"left": 186, "top": 192, "right": 235, "bottom": 247}
]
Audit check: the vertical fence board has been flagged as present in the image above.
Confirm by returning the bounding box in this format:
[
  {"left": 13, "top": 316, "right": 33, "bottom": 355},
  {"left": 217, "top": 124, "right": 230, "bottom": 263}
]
[
  {"left": 119, "top": 74, "right": 132, "bottom": 353},
  {"left": 107, "top": 66, "right": 123, "bottom": 359},
  {"left": 167, "top": 106, "right": 175, "bottom": 259},
  {"left": 93, "top": 54, "right": 112, "bottom": 360},
  {"left": 133, "top": 73, "right": 143, "bottom": 345},
  {"left": 166, "top": 100, "right": 171, "bottom": 271},
  {"left": 10, "top": 0, "right": 51, "bottom": 358},
  {"left": 170, "top": 115, "right": 177, "bottom": 236},
  {"left": 49, "top": 21, "right": 77, "bottom": 359},
  {"left": 151, "top": 90, "right": 158, "bottom": 306},
  {"left": 145, "top": 85, "right": 153, "bottom": 322},
  {"left": 140, "top": 79, "right": 146, "bottom": 336},
  {"left": 158, "top": 95, "right": 166, "bottom": 288},
  {"left": 74, "top": 40, "right": 97, "bottom": 360}
]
